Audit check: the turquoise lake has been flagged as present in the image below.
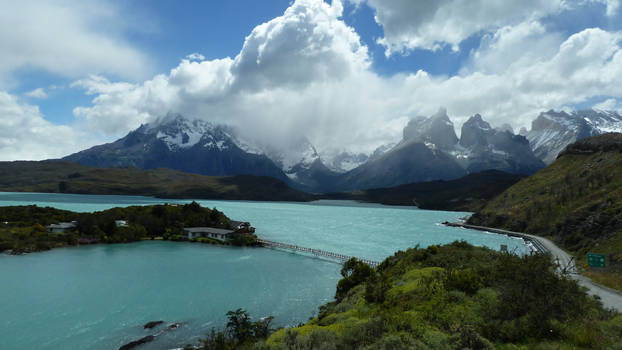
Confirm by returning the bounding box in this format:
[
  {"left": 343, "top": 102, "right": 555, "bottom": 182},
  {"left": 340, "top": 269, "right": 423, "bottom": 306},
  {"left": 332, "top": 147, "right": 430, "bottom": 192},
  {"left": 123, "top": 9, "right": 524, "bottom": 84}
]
[{"left": 0, "top": 193, "right": 529, "bottom": 349}]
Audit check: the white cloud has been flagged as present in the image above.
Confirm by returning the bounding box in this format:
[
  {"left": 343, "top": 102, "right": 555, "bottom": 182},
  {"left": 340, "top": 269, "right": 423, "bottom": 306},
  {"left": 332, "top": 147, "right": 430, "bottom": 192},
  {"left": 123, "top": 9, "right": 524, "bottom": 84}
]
[
  {"left": 594, "top": 98, "right": 622, "bottom": 112},
  {"left": 230, "top": 0, "right": 368, "bottom": 90},
  {"left": 403, "top": 27, "right": 622, "bottom": 129},
  {"left": 590, "top": 0, "right": 620, "bottom": 16},
  {"left": 0, "top": 0, "right": 150, "bottom": 85},
  {"left": 0, "top": 91, "right": 92, "bottom": 160},
  {"left": 465, "top": 21, "right": 564, "bottom": 74},
  {"left": 355, "top": 0, "right": 565, "bottom": 55},
  {"left": 186, "top": 53, "right": 206, "bottom": 61},
  {"left": 69, "top": 0, "right": 622, "bottom": 160},
  {"left": 25, "top": 88, "right": 48, "bottom": 99},
  {"left": 72, "top": 0, "right": 385, "bottom": 154}
]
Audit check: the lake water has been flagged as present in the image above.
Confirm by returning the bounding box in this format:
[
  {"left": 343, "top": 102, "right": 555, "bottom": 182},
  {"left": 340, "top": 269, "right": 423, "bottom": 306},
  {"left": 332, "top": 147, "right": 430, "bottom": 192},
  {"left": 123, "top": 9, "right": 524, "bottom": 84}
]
[{"left": 0, "top": 193, "right": 529, "bottom": 349}]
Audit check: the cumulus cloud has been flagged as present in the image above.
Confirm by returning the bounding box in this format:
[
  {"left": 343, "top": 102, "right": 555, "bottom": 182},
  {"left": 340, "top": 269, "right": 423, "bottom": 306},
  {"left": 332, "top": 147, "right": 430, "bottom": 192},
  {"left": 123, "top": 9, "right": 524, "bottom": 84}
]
[
  {"left": 72, "top": 0, "right": 387, "bottom": 154},
  {"left": 405, "top": 27, "right": 622, "bottom": 129},
  {"left": 0, "top": 0, "right": 150, "bottom": 84},
  {"left": 465, "top": 21, "right": 564, "bottom": 74},
  {"left": 0, "top": 91, "right": 92, "bottom": 160},
  {"left": 356, "top": 0, "right": 564, "bottom": 55},
  {"left": 230, "top": 0, "right": 368, "bottom": 91},
  {"left": 71, "top": 0, "right": 622, "bottom": 159}
]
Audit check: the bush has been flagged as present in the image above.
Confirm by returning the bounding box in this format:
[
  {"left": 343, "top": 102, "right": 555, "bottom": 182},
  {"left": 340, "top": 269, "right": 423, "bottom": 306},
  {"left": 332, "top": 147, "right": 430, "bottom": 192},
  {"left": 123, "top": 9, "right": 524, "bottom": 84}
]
[
  {"left": 444, "top": 268, "right": 484, "bottom": 294},
  {"left": 335, "top": 258, "right": 374, "bottom": 301},
  {"left": 450, "top": 324, "right": 494, "bottom": 350}
]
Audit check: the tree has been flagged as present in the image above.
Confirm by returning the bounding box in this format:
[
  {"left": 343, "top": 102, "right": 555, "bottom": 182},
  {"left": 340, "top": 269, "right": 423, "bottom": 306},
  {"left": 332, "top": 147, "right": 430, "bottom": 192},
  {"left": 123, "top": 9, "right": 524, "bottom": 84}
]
[
  {"left": 198, "top": 328, "right": 229, "bottom": 350},
  {"left": 335, "top": 258, "right": 374, "bottom": 301},
  {"left": 252, "top": 316, "right": 274, "bottom": 339},
  {"left": 226, "top": 308, "right": 252, "bottom": 343}
]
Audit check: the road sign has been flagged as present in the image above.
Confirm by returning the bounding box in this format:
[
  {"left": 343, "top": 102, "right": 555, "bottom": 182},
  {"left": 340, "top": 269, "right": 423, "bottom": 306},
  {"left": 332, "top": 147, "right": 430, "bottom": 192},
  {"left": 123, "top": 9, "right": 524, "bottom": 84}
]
[{"left": 587, "top": 253, "right": 607, "bottom": 268}]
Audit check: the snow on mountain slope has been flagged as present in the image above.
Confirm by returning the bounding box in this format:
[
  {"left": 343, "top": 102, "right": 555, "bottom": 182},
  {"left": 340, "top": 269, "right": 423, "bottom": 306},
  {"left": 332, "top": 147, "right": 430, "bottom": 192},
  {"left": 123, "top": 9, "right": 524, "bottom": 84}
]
[
  {"left": 526, "top": 109, "right": 621, "bottom": 164},
  {"left": 146, "top": 115, "right": 217, "bottom": 150}
]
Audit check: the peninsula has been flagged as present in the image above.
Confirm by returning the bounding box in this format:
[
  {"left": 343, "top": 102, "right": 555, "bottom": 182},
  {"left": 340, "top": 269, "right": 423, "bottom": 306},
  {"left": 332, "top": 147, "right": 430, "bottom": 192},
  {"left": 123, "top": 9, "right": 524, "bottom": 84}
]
[{"left": 0, "top": 202, "right": 257, "bottom": 254}]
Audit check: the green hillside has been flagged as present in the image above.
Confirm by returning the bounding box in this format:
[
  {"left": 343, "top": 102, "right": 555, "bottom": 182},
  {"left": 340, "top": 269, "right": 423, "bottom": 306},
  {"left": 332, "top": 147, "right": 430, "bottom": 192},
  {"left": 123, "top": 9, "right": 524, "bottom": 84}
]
[
  {"left": 188, "top": 243, "right": 622, "bottom": 349},
  {"left": 0, "top": 161, "right": 312, "bottom": 202},
  {"left": 469, "top": 133, "right": 622, "bottom": 289}
]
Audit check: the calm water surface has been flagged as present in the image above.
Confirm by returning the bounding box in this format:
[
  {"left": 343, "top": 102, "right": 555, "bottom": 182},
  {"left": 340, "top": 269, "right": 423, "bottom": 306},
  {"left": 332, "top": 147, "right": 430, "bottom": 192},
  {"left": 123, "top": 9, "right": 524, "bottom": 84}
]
[{"left": 0, "top": 193, "right": 528, "bottom": 349}]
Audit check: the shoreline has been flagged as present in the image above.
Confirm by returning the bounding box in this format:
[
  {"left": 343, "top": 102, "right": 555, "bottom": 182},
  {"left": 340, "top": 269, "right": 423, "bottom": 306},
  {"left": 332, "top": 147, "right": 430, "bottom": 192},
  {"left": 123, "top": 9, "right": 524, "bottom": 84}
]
[
  {"left": 0, "top": 236, "right": 260, "bottom": 256},
  {"left": 443, "top": 221, "right": 549, "bottom": 254},
  {"left": 444, "top": 221, "right": 622, "bottom": 312}
]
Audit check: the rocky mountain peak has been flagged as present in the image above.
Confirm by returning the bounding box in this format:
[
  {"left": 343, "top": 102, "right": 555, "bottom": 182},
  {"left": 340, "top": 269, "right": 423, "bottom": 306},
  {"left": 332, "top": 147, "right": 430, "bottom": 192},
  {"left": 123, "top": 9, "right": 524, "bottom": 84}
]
[
  {"left": 459, "top": 114, "right": 494, "bottom": 148},
  {"left": 497, "top": 123, "right": 514, "bottom": 134},
  {"left": 403, "top": 108, "right": 458, "bottom": 150}
]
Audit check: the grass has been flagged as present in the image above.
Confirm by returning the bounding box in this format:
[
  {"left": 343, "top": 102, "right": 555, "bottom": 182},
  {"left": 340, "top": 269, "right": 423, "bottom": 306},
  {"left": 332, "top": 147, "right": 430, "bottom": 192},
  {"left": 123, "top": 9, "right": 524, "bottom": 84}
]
[{"left": 584, "top": 270, "right": 622, "bottom": 292}]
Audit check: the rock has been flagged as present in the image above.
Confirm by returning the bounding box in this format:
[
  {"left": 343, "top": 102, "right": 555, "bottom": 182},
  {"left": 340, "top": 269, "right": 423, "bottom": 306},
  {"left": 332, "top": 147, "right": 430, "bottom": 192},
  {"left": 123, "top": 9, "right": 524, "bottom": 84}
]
[
  {"left": 118, "top": 335, "right": 155, "bottom": 350},
  {"left": 403, "top": 108, "right": 459, "bottom": 151},
  {"left": 143, "top": 320, "right": 164, "bottom": 329},
  {"left": 167, "top": 322, "right": 181, "bottom": 330}
]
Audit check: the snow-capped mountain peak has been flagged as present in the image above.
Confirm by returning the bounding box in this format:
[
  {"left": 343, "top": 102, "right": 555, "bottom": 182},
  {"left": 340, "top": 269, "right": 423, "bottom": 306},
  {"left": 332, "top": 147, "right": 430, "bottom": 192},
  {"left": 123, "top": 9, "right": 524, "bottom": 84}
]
[
  {"left": 142, "top": 114, "right": 226, "bottom": 151},
  {"left": 526, "top": 109, "right": 622, "bottom": 164},
  {"left": 264, "top": 138, "right": 319, "bottom": 172}
]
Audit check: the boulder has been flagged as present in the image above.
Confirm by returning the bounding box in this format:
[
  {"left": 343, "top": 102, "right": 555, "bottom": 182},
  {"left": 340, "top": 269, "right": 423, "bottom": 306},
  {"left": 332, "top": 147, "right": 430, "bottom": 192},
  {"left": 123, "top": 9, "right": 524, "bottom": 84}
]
[
  {"left": 143, "top": 320, "right": 164, "bottom": 329},
  {"left": 119, "top": 335, "right": 155, "bottom": 350}
]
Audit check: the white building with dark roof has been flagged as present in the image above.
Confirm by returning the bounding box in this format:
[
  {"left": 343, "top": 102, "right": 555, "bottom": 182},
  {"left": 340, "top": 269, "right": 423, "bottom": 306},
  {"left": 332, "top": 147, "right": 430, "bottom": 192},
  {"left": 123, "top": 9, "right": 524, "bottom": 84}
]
[
  {"left": 46, "top": 221, "right": 78, "bottom": 234},
  {"left": 183, "top": 227, "right": 236, "bottom": 241}
]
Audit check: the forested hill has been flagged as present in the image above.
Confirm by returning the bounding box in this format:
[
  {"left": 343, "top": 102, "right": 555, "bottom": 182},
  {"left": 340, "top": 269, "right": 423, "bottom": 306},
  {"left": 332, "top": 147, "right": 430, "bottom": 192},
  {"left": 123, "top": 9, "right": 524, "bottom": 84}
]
[
  {"left": 0, "top": 161, "right": 312, "bottom": 202},
  {"left": 468, "top": 133, "right": 622, "bottom": 289},
  {"left": 323, "top": 170, "right": 525, "bottom": 212}
]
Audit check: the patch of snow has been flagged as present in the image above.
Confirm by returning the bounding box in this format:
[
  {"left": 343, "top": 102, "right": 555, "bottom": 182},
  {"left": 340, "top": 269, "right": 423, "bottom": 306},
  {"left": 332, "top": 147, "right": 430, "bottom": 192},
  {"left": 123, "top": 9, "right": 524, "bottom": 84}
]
[
  {"left": 229, "top": 133, "right": 263, "bottom": 155},
  {"left": 270, "top": 139, "right": 319, "bottom": 172},
  {"left": 449, "top": 143, "right": 471, "bottom": 160},
  {"left": 153, "top": 117, "right": 218, "bottom": 150},
  {"left": 338, "top": 159, "right": 364, "bottom": 172},
  {"left": 216, "top": 140, "right": 228, "bottom": 150},
  {"left": 491, "top": 148, "right": 508, "bottom": 156}
]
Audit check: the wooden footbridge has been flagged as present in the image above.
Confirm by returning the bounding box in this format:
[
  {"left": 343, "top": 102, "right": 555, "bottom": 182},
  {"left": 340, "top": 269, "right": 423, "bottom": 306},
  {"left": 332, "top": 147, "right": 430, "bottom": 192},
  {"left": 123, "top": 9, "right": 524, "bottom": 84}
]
[{"left": 257, "top": 239, "right": 380, "bottom": 267}]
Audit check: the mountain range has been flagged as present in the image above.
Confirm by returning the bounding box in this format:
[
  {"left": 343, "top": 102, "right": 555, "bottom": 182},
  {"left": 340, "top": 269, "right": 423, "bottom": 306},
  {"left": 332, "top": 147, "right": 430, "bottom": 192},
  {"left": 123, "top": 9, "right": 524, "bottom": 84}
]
[{"left": 63, "top": 109, "right": 622, "bottom": 193}]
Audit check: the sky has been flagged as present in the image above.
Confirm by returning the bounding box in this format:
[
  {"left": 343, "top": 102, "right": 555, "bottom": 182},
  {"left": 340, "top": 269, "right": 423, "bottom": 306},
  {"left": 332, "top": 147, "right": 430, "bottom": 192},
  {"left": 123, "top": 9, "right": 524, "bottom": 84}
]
[{"left": 1, "top": 0, "right": 622, "bottom": 161}]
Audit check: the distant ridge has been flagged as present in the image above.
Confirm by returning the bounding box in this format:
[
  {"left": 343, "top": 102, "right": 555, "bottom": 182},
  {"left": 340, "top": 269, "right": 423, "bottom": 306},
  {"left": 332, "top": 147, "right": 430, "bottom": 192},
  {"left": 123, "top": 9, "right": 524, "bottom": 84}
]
[
  {"left": 323, "top": 169, "right": 525, "bottom": 211},
  {"left": 0, "top": 161, "right": 312, "bottom": 202}
]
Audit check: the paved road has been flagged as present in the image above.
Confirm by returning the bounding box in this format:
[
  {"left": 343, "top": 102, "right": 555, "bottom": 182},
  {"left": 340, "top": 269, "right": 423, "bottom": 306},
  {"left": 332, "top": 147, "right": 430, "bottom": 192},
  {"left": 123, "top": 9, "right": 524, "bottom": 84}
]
[{"left": 447, "top": 222, "right": 622, "bottom": 312}]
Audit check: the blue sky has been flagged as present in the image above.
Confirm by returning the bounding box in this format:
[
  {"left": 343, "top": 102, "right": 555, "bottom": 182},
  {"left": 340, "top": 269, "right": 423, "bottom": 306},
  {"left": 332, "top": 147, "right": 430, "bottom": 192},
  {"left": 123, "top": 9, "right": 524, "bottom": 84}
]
[
  {"left": 14, "top": 0, "right": 476, "bottom": 126},
  {"left": 1, "top": 0, "right": 622, "bottom": 160}
]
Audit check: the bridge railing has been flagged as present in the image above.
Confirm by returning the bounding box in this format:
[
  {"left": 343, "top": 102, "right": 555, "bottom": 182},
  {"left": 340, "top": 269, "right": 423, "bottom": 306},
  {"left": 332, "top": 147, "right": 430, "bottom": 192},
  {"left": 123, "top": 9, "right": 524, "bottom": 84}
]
[{"left": 257, "top": 239, "right": 380, "bottom": 267}]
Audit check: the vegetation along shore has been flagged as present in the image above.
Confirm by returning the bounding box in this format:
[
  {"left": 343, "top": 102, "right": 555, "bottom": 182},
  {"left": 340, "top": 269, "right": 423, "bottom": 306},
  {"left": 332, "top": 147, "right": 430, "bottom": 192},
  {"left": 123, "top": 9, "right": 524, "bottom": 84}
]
[{"left": 0, "top": 202, "right": 257, "bottom": 254}]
